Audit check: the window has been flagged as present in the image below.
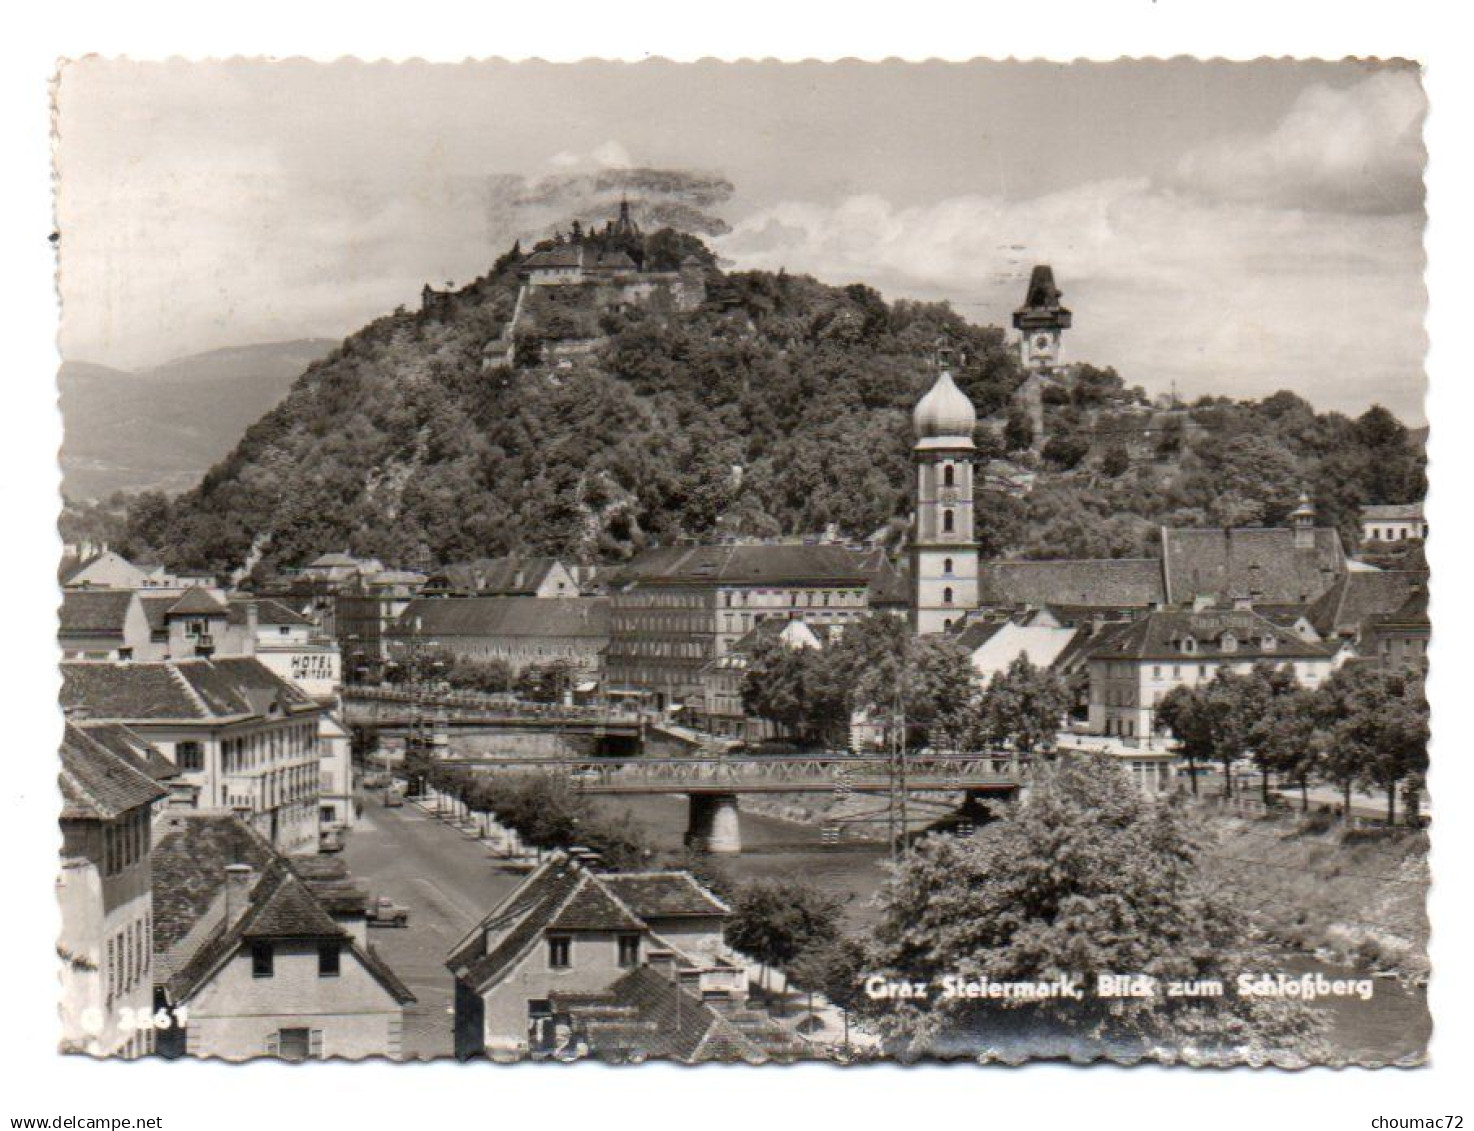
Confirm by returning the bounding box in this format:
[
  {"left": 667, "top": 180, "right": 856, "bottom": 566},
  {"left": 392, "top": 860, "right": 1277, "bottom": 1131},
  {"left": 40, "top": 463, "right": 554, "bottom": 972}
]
[
  {"left": 548, "top": 936, "right": 571, "bottom": 969},
  {"left": 943, "top": 587, "right": 954, "bottom": 605},
  {"left": 942, "top": 510, "right": 954, "bottom": 533},
  {"left": 176, "top": 741, "right": 204, "bottom": 771},
  {"left": 618, "top": 934, "right": 640, "bottom": 968},
  {"left": 251, "top": 942, "right": 274, "bottom": 978},
  {"left": 273, "top": 1027, "right": 316, "bottom": 1061},
  {"left": 943, "top": 464, "right": 955, "bottom": 487},
  {"left": 943, "top": 557, "right": 953, "bottom": 575},
  {"left": 318, "top": 942, "right": 340, "bottom": 977}
]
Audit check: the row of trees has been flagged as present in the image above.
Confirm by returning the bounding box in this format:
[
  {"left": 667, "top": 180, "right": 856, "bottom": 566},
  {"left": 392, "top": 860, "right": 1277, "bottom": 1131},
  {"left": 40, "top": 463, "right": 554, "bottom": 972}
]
[
  {"left": 739, "top": 613, "right": 1069, "bottom": 756},
  {"left": 383, "top": 650, "right": 578, "bottom": 702},
  {"left": 1157, "top": 661, "right": 1429, "bottom": 825}
]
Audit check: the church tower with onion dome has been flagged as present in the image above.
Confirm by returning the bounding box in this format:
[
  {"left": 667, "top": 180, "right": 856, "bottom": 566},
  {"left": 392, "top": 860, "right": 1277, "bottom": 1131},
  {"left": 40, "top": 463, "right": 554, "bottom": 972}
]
[{"left": 910, "top": 342, "right": 979, "bottom": 635}]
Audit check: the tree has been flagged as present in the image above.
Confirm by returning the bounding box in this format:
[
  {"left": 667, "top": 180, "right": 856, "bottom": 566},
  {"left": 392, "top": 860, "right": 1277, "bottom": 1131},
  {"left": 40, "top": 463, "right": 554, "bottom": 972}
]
[
  {"left": 1156, "top": 684, "right": 1214, "bottom": 796},
  {"left": 1321, "top": 666, "right": 1429, "bottom": 825},
  {"left": 1100, "top": 444, "right": 1131, "bottom": 478},
  {"left": 724, "top": 879, "right": 846, "bottom": 991},
  {"left": 864, "top": 753, "right": 1326, "bottom": 1063},
  {"left": 741, "top": 635, "right": 849, "bottom": 747},
  {"left": 1249, "top": 687, "right": 1326, "bottom": 812},
  {"left": 836, "top": 615, "right": 977, "bottom": 750},
  {"left": 1041, "top": 433, "right": 1090, "bottom": 471},
  {"left": 1003, "top": 409, "right": 1035, "bottom": 454},
  {"left": 971, "top": 655, "right": 1069, "bottom": 757}
]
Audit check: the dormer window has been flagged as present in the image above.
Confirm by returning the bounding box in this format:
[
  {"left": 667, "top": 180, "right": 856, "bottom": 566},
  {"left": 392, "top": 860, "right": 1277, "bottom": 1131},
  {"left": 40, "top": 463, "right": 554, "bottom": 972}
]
[
  {"left": 1180, "top": 637, "right": 1197, "bottom": 654},
  {"left": 1262, "top": 635, "right": 1277, "bottom": 651},
  {"left": 1221, "top": 632, "right": 1238, "bottom": 653}
]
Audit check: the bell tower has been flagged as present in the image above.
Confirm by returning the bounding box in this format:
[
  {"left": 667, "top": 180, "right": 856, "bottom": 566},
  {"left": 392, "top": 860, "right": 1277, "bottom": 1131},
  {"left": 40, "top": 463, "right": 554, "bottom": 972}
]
[{"left": 910, "top": 342, "right": 979, "bottom": 635}]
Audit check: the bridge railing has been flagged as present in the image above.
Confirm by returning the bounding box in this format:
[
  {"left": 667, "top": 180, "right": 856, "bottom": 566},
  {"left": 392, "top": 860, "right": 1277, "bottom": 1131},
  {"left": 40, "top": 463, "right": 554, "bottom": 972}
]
[{"left": 442, "top": 753, "right": 1027, "bottom": 788}]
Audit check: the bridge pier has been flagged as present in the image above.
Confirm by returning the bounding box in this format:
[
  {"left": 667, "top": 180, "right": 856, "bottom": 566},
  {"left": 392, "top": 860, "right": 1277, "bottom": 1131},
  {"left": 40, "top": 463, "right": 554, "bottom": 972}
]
[{"left": 685, "top": 793, "right": 741, "bottom": 854}]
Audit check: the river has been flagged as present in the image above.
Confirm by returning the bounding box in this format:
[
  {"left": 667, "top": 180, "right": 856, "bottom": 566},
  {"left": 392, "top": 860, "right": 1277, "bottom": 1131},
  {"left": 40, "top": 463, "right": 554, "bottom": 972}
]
[{"left": 590, "top": 794, "right": 1430, "bottom": 1064}]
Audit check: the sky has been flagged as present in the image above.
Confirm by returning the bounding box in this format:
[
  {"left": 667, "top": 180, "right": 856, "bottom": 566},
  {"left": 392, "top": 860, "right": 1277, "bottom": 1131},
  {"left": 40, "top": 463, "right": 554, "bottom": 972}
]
[{"left": 54, "top": 58, "right": 1428, "bottom": 422}]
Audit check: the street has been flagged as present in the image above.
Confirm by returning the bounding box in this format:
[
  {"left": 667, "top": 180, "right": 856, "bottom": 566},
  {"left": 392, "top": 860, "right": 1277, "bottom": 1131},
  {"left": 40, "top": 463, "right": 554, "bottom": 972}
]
[{"left": 342, "top": 797, "right": 529, "bottom": 1059}]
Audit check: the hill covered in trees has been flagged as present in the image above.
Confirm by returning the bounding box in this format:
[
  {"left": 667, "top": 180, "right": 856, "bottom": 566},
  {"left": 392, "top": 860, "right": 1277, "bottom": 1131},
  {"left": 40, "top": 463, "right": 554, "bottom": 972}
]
[{"left": 66, "top": 225, "right": 1426, "bottom": 578}]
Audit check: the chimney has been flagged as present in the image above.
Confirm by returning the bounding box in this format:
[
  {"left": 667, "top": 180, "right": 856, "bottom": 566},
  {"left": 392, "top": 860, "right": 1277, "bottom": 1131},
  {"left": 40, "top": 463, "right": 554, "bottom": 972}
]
[
  {"left": 223, "top": 863, "right": 255, "bottom": 925},
  {"left": 1192, "top": 594, "right": 1215, "bottom": 613},
  {"left": 646, "top": 950, "right": 678, "bottom": 981},
  {"left": 1291, "top": 493, "right": 1316, "bottom": 550},
  {"left": 243, "top": 601, "right": 259, "bottom": 656}
]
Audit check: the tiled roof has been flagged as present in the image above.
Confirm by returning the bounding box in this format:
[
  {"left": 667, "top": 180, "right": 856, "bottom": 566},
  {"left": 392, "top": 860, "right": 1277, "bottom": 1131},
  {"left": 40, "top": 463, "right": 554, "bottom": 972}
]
[
  {"left": 153, "top": 812, "right": 413, "bottom": 1005},
  {"left": 166, "top": 588, "right": 228, "bottom": 617},
  {"left": 601, "top": 874, "right": 729, "bottom": 919},
  {"left": 449, "top": 860, "right": 731, "bottom": 993},
  {"left": 74, "top": 721, "right": 180, "bottom": 782},
  {"left": 423, "top": 557, "right": 564, "bottom": 596},
  {"left": 978, "top": 559, "right": 1165, "bottom": 609},
  {"left": 1160, "top": 526, "right": 1346, "bottom": 605},
  {"left": 449, "top": 860, "right": 585, "bottom": 992},
  {"left": 60, "top": 658, "right": 317, "bottom": 722},
  {"left": 59, "top": 723, "right": 168, "bottom": 821},
  {"left": 58, "top": 590, "right": 136, "bottom": 637},
  {"left": 397, "top": 596, "right": 608, "bottom": 640},
  {"left": 557, "top": 967, "right": 803, "bottom": 1063},
  {"left": 226, "top": 597, "right": 313, "bottom": 627},
  {"left": 616, "top": 544, "right": 870, "bottom": 588},
  {"left": 1307, "top": 571, "right": 1429, "bottom": 638},
  {"left": 1086, "top": 608, "right": 1333, "bottom": 663},
  {"left": 1361, "top": 502, "right": 1424, "bottom": 522},
  {"left": 139, "top": 596, "right": 174, "bottom": 634},
  {"left": 522, "top": 245, "right": 586, "bottom": 269}
]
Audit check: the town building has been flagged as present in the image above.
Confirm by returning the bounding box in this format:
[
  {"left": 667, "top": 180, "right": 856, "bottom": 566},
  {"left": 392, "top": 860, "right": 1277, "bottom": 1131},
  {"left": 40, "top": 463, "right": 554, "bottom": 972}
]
[
  {"left": 975, "top": 559, "right": 1165, "bottom": 620},
  {"left": 57, "top": 722, "right": 170, "bottom": 1058},
  {"left": 954, "top": 610, "right": 1085, "bottom": 684},
  {"left": 605, "top": 544, "right": 873, "bottom": 711},
  {"left": 448, "top": 857, "right": 798, "bottom": 1062},
  {"left": 1306, "top": 570, "right": 1429, "bottom": 646},
  {"left": 1361, "top": 585, "right": 1430, "bottom": 671},
  {"left": 1085, "top": 604, "right": 1343, "bottom": 743},
  {"left": 1361, "top": 501, "right": 1428, "bottom": 544},
  {"left": 1159, "top": 501, "right": 1347, "bottom": 606},
  {"left": 910, "top": 350, "right": 980, "bottom": 635},
  {"left": 60, "top": 658, "right": 327, "bottom": 855},
  {"left": 151, "top": 812, "right": 413, "bottom": 1060},
  {"left": 60, "top": 547, "right": 213, "bottom": 592},
  {"left": 59, "top": 589, "right": 154, "bottom": 660},
  {"left": 421, "top": 556, "right": 579, "bottom": 598},
  {"left": 391, "top": 596, "right": 610, "bottom": 680}
]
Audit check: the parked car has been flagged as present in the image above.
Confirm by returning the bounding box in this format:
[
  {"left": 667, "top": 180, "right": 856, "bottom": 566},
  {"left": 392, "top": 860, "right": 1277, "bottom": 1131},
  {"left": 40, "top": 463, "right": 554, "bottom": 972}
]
[
  {"left": 384, "top": 787, "right": 404, "bottom": 808},
  {"left": 366, "top": 896, "right": 410, "bottom": 928},
  {"left": 319, "top": 829, "right": 344, "bottom": 853}
]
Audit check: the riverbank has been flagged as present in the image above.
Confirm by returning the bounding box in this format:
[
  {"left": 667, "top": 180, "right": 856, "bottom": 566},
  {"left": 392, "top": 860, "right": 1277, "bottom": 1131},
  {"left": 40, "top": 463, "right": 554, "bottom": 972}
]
[{"left": 1198, "top": 807, "right": 1430, "bottom": 984}]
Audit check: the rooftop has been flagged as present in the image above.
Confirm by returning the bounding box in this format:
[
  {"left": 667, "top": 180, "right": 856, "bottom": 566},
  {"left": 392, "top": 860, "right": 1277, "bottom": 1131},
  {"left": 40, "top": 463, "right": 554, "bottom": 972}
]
[
  {"left": 1086, "top": 607, "right": 1332, "bottom": 663},
  {"left": 1160, "top": 526, "right": 1346, "bottom": 606},
  {"left": 978, "top": 558, "right": 1165, "bottom": 609},
  {"left": 60, "top": 657, "right": 318, "bottom": 723},
  {"left": 59, "top": 722, "right": 168, "bottom": 822},
  {"left": 58, "top": 589, "right": 137, "bottom": 638},
  {"left": 396, "top": 596, "right": 609, "bottom": 640},
  {"left": 615, "top": 544, "right": 871, "bottom": 588}
]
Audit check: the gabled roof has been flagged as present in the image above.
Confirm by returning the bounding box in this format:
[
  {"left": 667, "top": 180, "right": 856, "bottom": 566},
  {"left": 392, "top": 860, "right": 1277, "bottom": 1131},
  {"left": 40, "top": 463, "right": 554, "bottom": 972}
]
[
  {"left": 58, "top": 589, "right": 138, "bottom": 638},
  {"left": 616, "top": 544, "right": 870, "bottom": 588},
  {"left": 166, "top": 588, "right": 228, "bottom": 617},
  {"left": 448, "top": 859, "right": 730, "bottom": 994},
  {"left": 397, "top": 596, "right": 608, "bottom": 640},
  {"left": 601, "top": 873, "right": 730, "bottom": 919},
  {"left": 227, "top": 597, "right": 313, "bottom": 627},
  {"left": 1307, "top": 570, "right": 1429, "bottom": 638},
  {"left": 152, "top": 812, "right": 413, "bottom": 1005},
  {"left": 1086, "top": 607, "right": 1332, "bottom": 663},
  {"left": 73, "top": 721, "right": 180, "bottom": 782},
  {"left": 1160, "top": 526, "right": 1346, "bottom": 606},
  {"left": 1361, "top": 502, "right": 1424, "bottom": 522},
  {"left": 964, "top": 621, "right": 1084, "bottom": 680},
  {"left": 423, "top": 557, "right": 566, "bottom": 596},
  {"left": 59, "top": 723, "right": 168, "bottom": 821},
  {"left": 60, "top": 658, "right": 317, "bottom": 722},
  {"left": 978, "top": 559, "right": 1165, "bottom": 609}
]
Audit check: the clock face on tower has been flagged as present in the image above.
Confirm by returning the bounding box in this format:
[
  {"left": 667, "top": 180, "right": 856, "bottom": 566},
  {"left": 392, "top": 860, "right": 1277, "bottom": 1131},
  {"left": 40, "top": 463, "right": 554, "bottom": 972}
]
[{"left": 1035, "top": 334, "right": 1051, "bottom": 351}]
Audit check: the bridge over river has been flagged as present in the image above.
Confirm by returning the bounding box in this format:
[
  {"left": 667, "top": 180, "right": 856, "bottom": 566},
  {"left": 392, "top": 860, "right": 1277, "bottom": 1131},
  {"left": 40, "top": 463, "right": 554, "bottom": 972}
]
[{"left": 440, "top": 752, "right": 1026, "bottom": 852}]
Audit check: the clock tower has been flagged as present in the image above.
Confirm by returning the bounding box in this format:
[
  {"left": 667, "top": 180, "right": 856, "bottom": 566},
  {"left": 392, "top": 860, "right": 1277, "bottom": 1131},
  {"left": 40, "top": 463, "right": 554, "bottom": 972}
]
[
  {"left": 1012, "top": 265, "right": 1072, "bottom": 372},
  {"left": 910, "top": 344, "right": 979, "bottom": 635}
]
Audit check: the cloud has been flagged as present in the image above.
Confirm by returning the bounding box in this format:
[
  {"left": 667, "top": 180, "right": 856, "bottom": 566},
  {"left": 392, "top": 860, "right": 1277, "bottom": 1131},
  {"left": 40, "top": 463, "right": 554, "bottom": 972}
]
[
  {"left": 716, "top": 179, "right": 1426, "bottom": 421},
  {"left": 545, "top": 140, "right": 633, "bottom": 171},
  {"left": 1169, "top": 70, "right": 1426, "bottom": 215}
]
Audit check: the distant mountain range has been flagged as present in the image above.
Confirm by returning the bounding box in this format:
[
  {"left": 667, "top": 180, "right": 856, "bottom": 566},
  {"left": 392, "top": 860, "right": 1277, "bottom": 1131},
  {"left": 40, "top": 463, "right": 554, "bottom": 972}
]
[{"left": 59, "top": 339, "right": 339, "bottom": 500}]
